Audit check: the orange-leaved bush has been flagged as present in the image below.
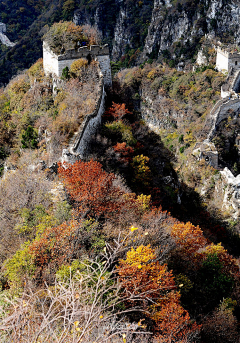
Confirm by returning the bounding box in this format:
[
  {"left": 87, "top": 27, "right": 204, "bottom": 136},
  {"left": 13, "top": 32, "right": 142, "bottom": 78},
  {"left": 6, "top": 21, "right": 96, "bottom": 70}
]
[
  {"left": 113, "top": 142, "right": 134, "bottom": 163},
  {"left": 104, "top": 102, "right": 132, "bottom": 121},
  {"left": 152, "top": 293, "right": 201, "bottom": 342},
  {"left": 171, "top": 221, "right": 207, "bottom": 255},
  {"left": 29, "top": 219, "right": 80, "bottom": 281},
  {"left": 118, "top": 244, "right": 175, "bottom": 301},
  {"left": 118, "top": 244, "right": 201, "bottom": 342},
  {"left": 58, "top": 160, "right": 125, "bottom": 219}
]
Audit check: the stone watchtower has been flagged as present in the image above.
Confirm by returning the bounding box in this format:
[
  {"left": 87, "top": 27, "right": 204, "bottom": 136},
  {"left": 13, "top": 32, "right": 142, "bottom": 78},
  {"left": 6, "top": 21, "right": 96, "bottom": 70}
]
[
  {"left": 43, "top": 41, "right": 112, "bottom": 88},
  {"left": 216, "top": 46, "right": 240, "bottom": 73},
  {"left": 216, "top": 46, "right": 240, "bottom": 97}
]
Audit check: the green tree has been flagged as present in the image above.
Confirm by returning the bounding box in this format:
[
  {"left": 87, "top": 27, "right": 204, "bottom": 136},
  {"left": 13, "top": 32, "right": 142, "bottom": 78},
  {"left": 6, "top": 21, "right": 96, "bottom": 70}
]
[{"left": 21, "top": 126, "right": 38, "bottom": 149}]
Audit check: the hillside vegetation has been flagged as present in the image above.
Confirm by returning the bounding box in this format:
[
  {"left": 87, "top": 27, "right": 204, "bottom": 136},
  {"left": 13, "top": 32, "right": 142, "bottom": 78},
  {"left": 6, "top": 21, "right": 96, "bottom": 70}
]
[{"left": 0, "top": 45, "right": 240, "bottom": 342}]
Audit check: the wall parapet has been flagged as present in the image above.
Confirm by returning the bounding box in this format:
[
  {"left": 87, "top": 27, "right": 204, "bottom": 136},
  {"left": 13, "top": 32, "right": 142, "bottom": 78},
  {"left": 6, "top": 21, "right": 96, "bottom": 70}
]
[
  {"left": 57, "top": 44, "right": 110, "bottom": 61},
  {"left": 43, "top": 41, "right": 112, "bottom": 88}
]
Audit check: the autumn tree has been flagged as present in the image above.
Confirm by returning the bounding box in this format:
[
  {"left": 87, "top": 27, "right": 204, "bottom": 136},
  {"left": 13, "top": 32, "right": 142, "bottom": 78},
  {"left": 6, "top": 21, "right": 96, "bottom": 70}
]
[
  {"left": 118, "top": 244, "right": 201, "bottom": 342},
  {"left": 113, "top": 142, "right": 134, "bottom": 163},
  {"left": 152, "top": 294, "right": 201, "bottom": 343},
  {"left": 58, "top": 159, "right": 126, "bottom": 219},
  {"left": 69, "top": 58, "right": 88, "bottom": 78},
  {"left": 43, "top": 21, "right": 88, "bottom": 54},
  {"left": 118, "top": 244, "right": 175, "bottom": 302},
  {"left": 171, "top": 221, "right": 207, "bottom": 256},
  {"left": 104, "top": 102, "right": 132, "bottom": 121}
]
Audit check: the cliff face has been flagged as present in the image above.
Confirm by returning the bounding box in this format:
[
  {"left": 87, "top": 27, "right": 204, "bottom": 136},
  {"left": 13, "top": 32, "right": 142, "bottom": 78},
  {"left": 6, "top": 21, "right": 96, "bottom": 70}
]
[
  {"left": 141, "top": 0, "right": 240, "bottom": 62},
  {"left": 73, "top": 0, "right": 154, "bottom": 61},
  {"left": 2, "top": 0, "right": 240, "bottom": 84},
  {"left": 73, "top": 0, "right": 240, "bottom": 64}
]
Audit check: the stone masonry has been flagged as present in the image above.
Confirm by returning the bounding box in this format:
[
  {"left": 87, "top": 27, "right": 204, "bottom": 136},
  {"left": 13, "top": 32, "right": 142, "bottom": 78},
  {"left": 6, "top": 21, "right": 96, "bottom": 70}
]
[{"left": 43, "top": 41, "right": 112, "bottom": 88}]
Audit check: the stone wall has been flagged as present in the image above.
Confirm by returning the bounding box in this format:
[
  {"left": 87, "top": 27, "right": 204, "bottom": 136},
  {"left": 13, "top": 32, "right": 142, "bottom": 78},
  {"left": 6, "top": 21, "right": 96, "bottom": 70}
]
[
  {"left": 216, "top": 47, "right": 240, "bottom": 72},
  {"left": 43, "top": 42, "right": 59, "bottom": 76},
  {"left": 204, "top": 97, "right": 240, "bottom": 140},
  {"left": 71, "top": 75, "right": 105, "bottom": 158},
  {"left": 43, "top": 42, "right": 112, "bottom": 88},
  {"left": 96, "top": 55, "right": 112, "bottom": 89},
  {"left": 213, "top": 99, "right": 240, "bottom": 133},
  {"left": 216, "top": 48, "right": 229, "bottom": 71}
]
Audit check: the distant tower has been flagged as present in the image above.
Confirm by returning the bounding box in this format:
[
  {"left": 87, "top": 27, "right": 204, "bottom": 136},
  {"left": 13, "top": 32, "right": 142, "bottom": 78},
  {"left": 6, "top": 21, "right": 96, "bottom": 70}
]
[{"left": 216, "top": 46, "right": 240, "bottom": 72}]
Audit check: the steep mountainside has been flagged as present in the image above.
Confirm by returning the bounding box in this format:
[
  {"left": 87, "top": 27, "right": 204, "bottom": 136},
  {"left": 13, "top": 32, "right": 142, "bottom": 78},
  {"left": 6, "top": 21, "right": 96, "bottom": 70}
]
[{"left": 1, "top": 0, "right": 240, "bottom": 83}]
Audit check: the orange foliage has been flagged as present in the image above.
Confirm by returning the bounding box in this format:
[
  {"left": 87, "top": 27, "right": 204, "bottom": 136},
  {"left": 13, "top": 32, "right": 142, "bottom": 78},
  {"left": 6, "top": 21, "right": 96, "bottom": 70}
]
[
  {"left": 118, "top": 244, "right": 200, "bottom": 341},
  {"left": 104, "top": 102, "right": 132, "bottom": 120},
  {"left": 171, "top": 222, "right": 207, "bottom": 255},
  {"left": 58, "top": 160, "right": 125, "bottom": 219},
  {"left": 113, "top": 142, "right": 134, "bottom": 163},
  {"left": 152, "top": 295, "right": 201, "bottom": 342},
  {"left": 118, "top": 245, "right": 175, "bottom": 301},
  {"left": 29, "top": 220, "right": 80, "bottom": 279}
]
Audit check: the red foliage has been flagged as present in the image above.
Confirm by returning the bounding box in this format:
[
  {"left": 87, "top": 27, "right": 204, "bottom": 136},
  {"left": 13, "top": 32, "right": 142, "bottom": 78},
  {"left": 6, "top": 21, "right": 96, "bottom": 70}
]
[
  {"left": 113, "top": 142, "right": 134, "bottom": 163},
  {"left": 58, "top": 160, "right": 125, "bottom": 219},
  {"left": 104, "top": 102, "right": 132, "bottom": 121},
  {"left": 29, "top": 220, "right": 80, "bottom": 281},
  {"left": 153, "top": 295, "right": 201, "bottom": 342}
]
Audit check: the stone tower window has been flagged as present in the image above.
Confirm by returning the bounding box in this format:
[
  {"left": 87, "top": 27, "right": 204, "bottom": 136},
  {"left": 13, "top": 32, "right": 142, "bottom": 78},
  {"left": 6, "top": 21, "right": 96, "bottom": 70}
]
[{"left": 235, "top": 61, "right": 238, "bottom": 65}]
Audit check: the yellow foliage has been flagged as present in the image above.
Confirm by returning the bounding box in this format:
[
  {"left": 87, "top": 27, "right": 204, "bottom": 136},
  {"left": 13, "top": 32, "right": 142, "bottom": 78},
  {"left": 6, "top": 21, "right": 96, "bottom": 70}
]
[
  {"left": 124, "top": 244, "right": 156, "bottom": 266},
  {"left": 183, "top": 132, "right": 196, "bottom": 146},
  {"left": 202, "top": 243, "right": 226, "bottom": 256},
  {"left": 136, "top": 194, "right": 151, "bottom": 211},
  {"left": 27, "top": 59, "right": 44, "bottom": 82},
  {"left": 70, "top": 58, "right": 88, "bottom": 78}
]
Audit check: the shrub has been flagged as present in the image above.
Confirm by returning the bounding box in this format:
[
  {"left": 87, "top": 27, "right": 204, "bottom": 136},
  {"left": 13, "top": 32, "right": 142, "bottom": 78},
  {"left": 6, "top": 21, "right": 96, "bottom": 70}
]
[
  {"left": 69, "top": 58, "right": 88, "bottom": 78},
  {"left": 104, "top": 121, "right": 137, "bottom": 146},
  {"left": 61, "top": 66, "right": 70, "bottom": 80},
  {"left": 21, "top": 125, "right": 38, "bottom": 149},
  {"left": 27, "top": 58, "right": 44, "bottom": 82},
  {"left": 43, "top": 21, "right": 89, "bottom": 54}
]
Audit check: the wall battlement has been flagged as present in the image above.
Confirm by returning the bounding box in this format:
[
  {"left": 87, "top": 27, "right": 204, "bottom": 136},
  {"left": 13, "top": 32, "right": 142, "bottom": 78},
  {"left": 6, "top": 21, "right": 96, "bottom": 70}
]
[
  {"left": 216, "top": 46, "right": 240, "bottom": 73},
  {"left": 43, "top": 41, "right": 112, "bottom": 88}
]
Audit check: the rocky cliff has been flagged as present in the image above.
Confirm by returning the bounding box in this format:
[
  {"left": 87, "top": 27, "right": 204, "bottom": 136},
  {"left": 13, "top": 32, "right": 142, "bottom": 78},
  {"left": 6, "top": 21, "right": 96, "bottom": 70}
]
[
  {"left": 2, "top": 0, "right": 240, "bottom": 83},
  {"left": 74, "top": 0, "right": 240, "bottom": 65}
]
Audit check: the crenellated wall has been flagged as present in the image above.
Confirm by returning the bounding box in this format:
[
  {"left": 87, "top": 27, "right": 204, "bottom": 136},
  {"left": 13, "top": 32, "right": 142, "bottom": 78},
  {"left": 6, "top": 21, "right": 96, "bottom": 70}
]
[{"left": 43, "top": 42, "right": 112, "bottom": 88}]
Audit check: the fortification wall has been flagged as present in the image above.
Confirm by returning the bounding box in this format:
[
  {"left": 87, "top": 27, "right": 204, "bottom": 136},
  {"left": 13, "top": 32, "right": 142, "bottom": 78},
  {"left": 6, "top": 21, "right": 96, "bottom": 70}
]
[
  {"left": 96, "top": 55, "right": 112, "bottom": 88},
  {"left": 229, "top": 52, "right": 240, "bottom": 70},
  {"left": 216, "top": 48, "right": 229, "bottom": 71},
  {"left": 43, "top": 42, "right": 112, "bottom": 87},
  {"left": 71, "top": 75, "right": 105, "bottom": 157},
  {"left": 232, "top": 70, "right": 240, "bottom": 92},
  {"left": 0, "top": 23, "right": 6, "bottom": 33},
  {"left": 208, "top": 98, "right": 240, "bottom": 140},
  {"left": 43, "top": 42, "right": 59, "bottom": 76}
]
